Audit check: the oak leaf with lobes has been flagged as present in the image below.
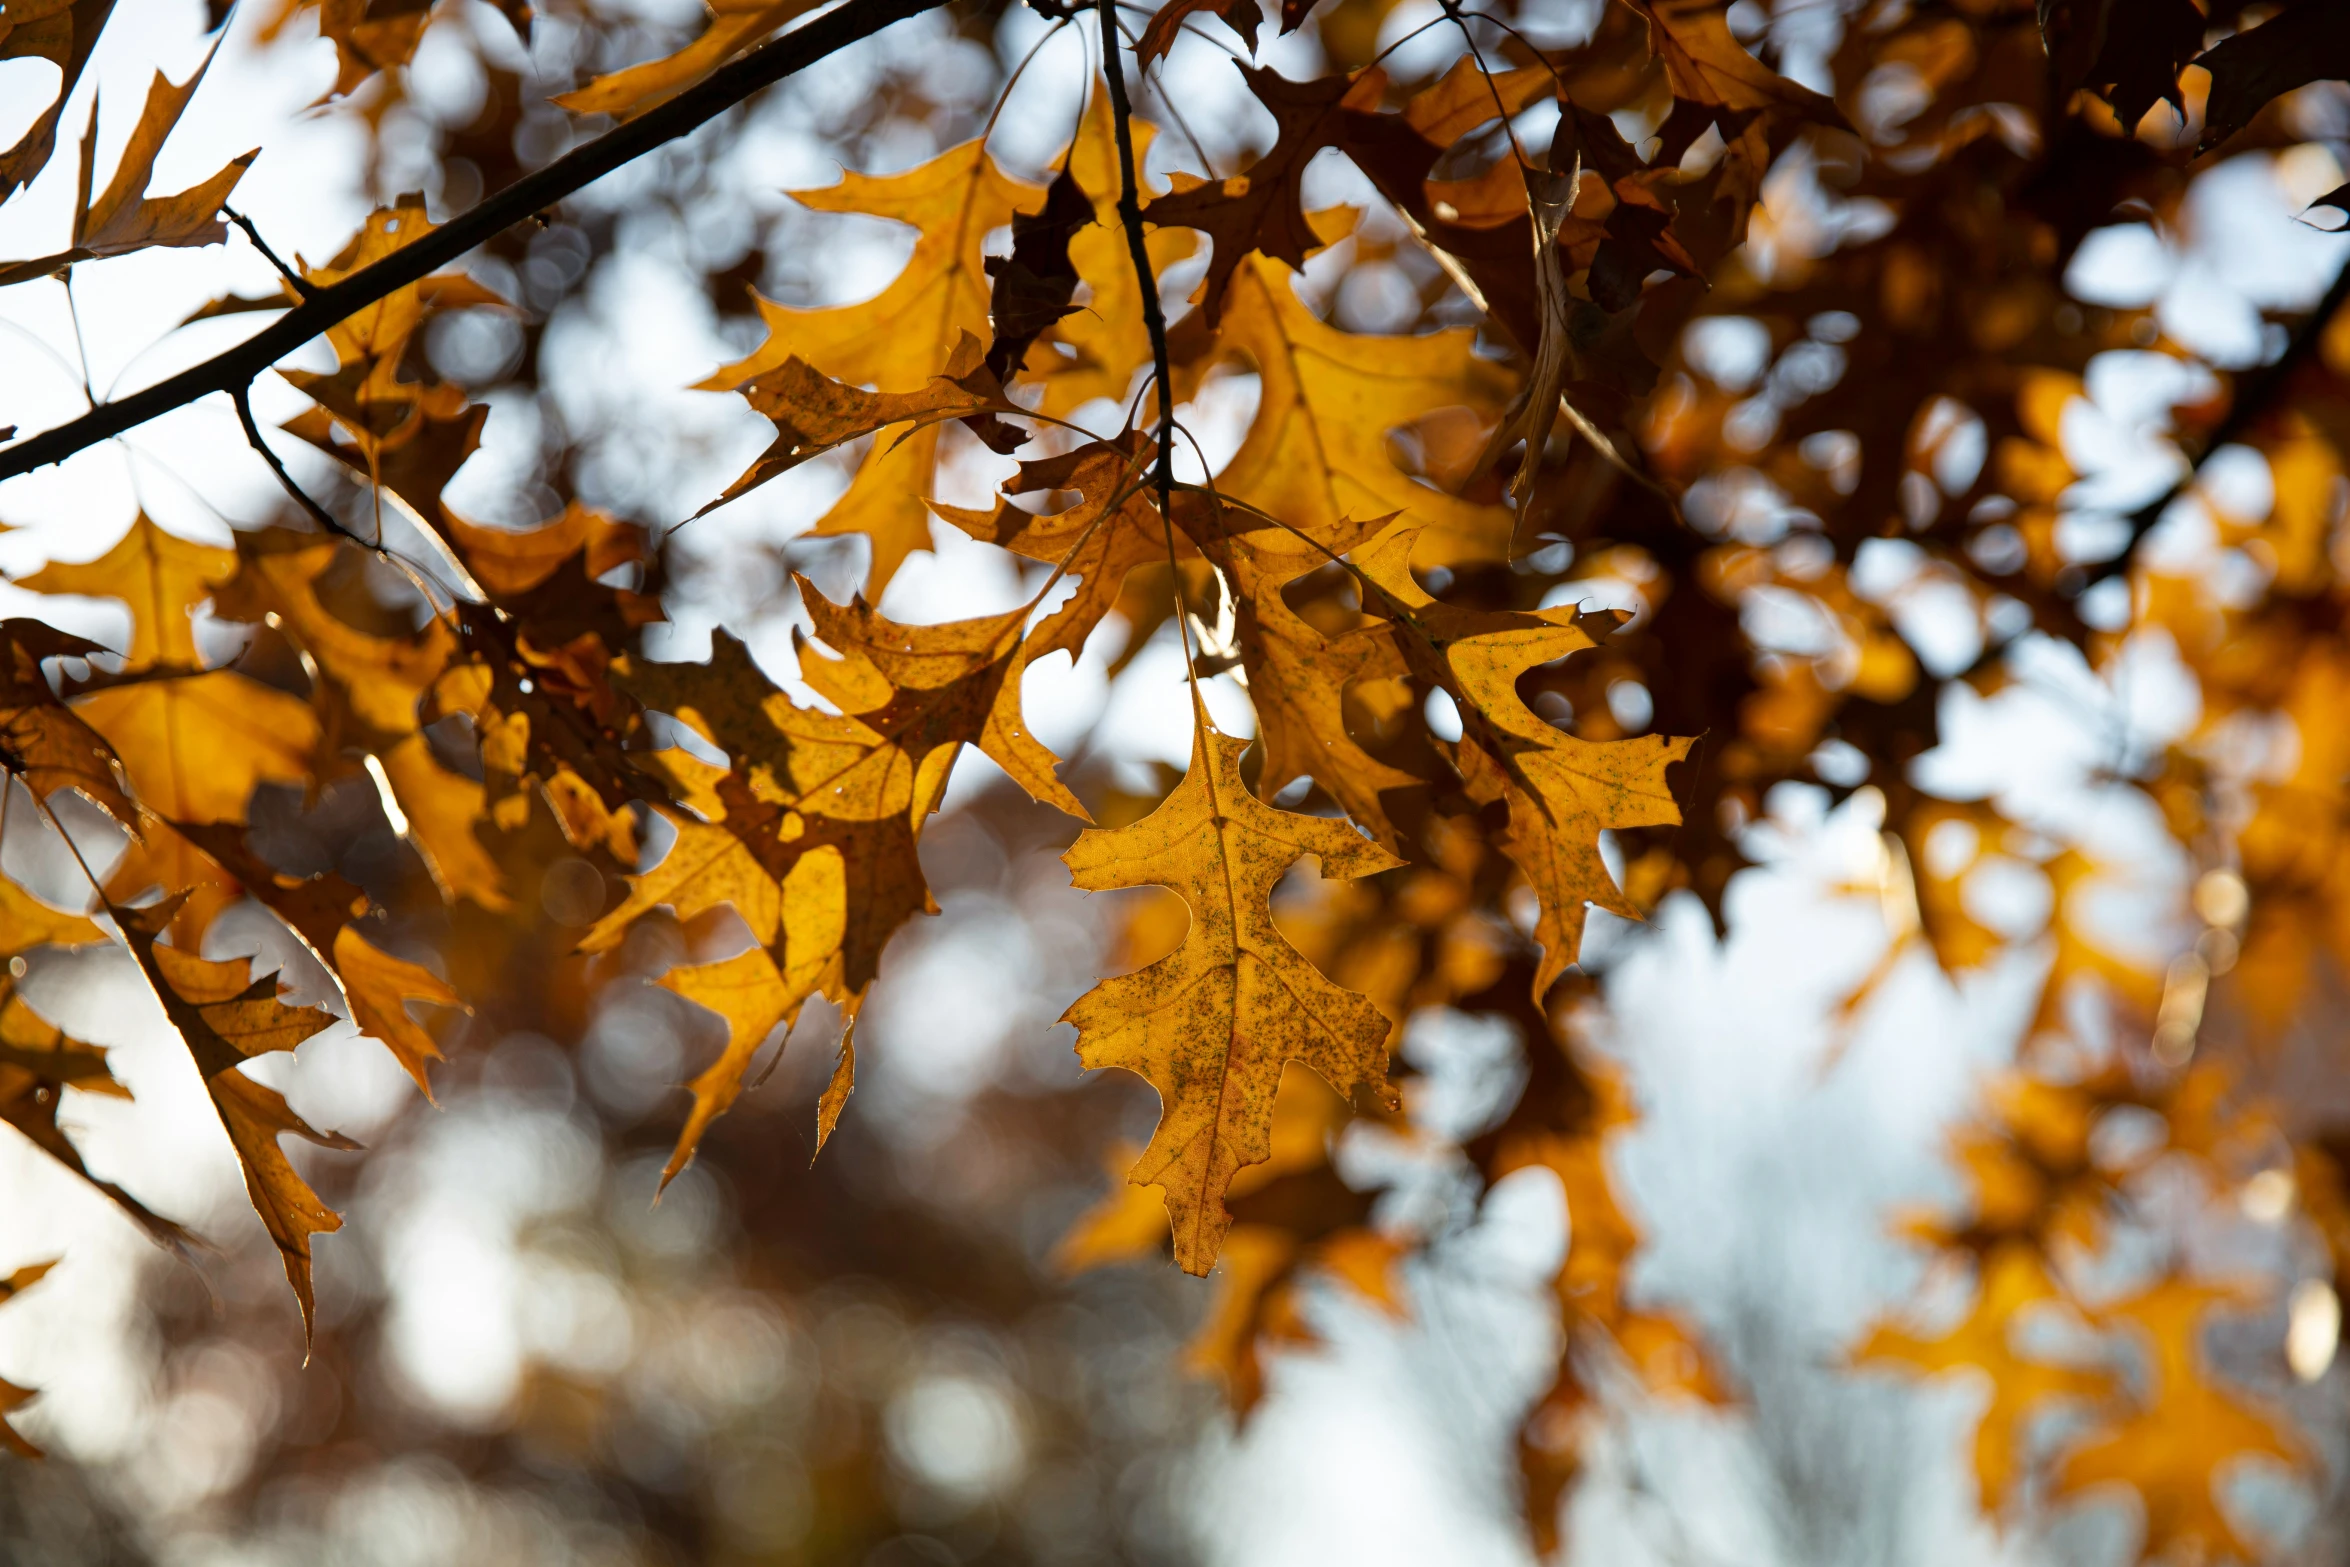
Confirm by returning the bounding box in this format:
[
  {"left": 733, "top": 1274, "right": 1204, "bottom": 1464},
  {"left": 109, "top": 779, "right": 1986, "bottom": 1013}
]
[
  {"left": 1062, "top": 717, "right": 1404, "bottom": 1275},
  {"left": 1350, "top": 524, "right": 1692, "bottom": 1001}
]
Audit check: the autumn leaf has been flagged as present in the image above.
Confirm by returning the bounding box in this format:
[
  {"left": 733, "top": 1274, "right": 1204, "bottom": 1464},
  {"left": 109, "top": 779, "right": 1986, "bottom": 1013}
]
[
  {"left": 698, "top": 331, "right": 1022, "bottom": 515},
  {"left": 1134, "top": 0, "right": 1266, "bottom": 64},
  {"left": 701, "top": 138, "right": 1035, "bottom": 591},
  {"left": 1144, "top": 66, "right": 1381, "bottom": 327},
  {"left": 331, "top": 926, "right": 461, "bottom": 1098},
  {"left": 2057, "top": 1279, "right": 2302, "bottom": 1561},
  {"left": 0, "top": 0, "right": 111, "bottom": 203},
  {"left": 930, "top": 434, "right": 1177, "bottom": 663},
  {"left": 601, "top": 591, "right": 1081, "bottom": 1159},
  {"left": 795, "top": 576, "right": 1088, "bottom": 820},
  {"left": 1061, "top": 714, "right": 1403, "bottom": 1275},
  {"left": 1030, "top": 90, "right": 1196, "bottom": 420},
  {"left": 1176, "top": 491, "right": 1425, "bottom": 849},
  {"left": 1352, "top": 523, "right": 1691, "bottom": 1001},
  {"left": 16, "top": 515, "right": 230, "bottom": 671},
  {"left": 982, "top": 164, "right": 1094, "bottom": 390},
  {"left": 0, "top": 35, "right": 255, "bottom": 287},
  {"left": 109, "top": 895, "right": 350, "bottom": 1336},
  {"left": 2195, "top": 2, "right": 2350, "bottom": 153},
  {"left": 1178, "top": 253, "right": 1515, "bottom": 566},
  {"left": 554, "top": 0, "right": 813, "bottom": 121},
  {"left": 70, "top": 672, "right": 318, "bottom": 827},
  {"left": 0, "top": 621, "right": 141, "bottom": 833},
  {"left": 1860, "top": 1244, "right": 2116, "bottom": 1508},
  {"left": 656, "top": 945, "right": 793, "bottom": 1184},
  {"left": 0, "top": 962, "right": 193, "bottom": 1249}
]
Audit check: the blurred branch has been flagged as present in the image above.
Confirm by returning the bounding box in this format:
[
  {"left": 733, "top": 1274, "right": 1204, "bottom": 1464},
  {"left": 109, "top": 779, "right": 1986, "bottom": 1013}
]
[
  {"left": 0, "top": 0, "right": 947, "bottom": 482},
  {"left": 2092, "top": 251, "right": 2350, "bottom": 586}
]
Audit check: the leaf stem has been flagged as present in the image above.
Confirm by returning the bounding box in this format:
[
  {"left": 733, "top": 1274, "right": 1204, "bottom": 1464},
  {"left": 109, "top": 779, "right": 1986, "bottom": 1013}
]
[
  {"left": 220, "top": 205, "right": 312, "bottom": 298},
  {"left": 1096, "top": 0, "right": 1202, "bottom": 708}
]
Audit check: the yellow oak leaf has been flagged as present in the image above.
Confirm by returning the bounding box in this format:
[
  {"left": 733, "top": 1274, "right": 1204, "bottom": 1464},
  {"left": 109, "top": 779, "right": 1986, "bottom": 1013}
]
[
  {"left": 440, "top": 500, "right": 647, "bottom": 601},
  {"left": 656, "top": 945, "right": 793, "bottom": 1185},
  {"left": 1182, "top": 254, "right": 1515, "bottom": 567},
  {"left": 814, "top": 1018, "right": 855, "bottom": 1158},
  {"left": 1061, "top": 719, "right": 1403, "bottom": 1274},
  {"left": 2058, "top": 1279, "right": 2302, "bottom": 1563},
  {"left": 110, "top": 895, "right": 350, "bottom": 1337},
  {"left": 331, "top": 926, "right": 461, "bottom": 1099},
  {"left": 213, "top": 530, "right": 455, "bottom": 740},
  {"left": 796, "top": 576, "right": 1087, "bottom": 819},
  {"left": 1031, "top": 91, "right": 1194, "bottom": 419},
  {"left": 553, "top": 0, "right": 811, "bottom": 120},
  {"left": 1353, "top": 523, "right": 1691, "bottom": 1001},
  {"left": 17, "top": 514, "right": 233, "bottom": 669},
  {"left": 72, "top": 671, "right": 317, "bottom": 825},
  {"left": 1860, "top": 1244, "right": 2117, "bottom": 1508},
  {"left": 378, "top": 733, "right": 508, "bottom": 911},
  {"left": 701, "top": 139, "right": 1036, "bottom": 591},
  {"left": 1179, "top": 491, "right": 1423, "bottom": 850}
]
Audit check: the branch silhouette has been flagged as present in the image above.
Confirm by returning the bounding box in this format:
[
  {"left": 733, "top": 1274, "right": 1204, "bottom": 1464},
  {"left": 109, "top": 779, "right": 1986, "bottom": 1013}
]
[{"left": 0, "top": 0, "right": 947, "bottom": 482}]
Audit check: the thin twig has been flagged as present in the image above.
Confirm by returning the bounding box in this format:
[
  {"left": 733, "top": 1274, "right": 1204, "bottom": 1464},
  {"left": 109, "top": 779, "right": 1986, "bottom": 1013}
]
[
  {"left": 60, "top": 270, "right": 95, "bottom": 406},
  {"left": 1097, "top": 0, "right": 1199, "bottom": 695},
  {"left": 220, "top": 205, "right": 311, "bottom": 297},
  {"left": 230, "top": 383, "right": 363, "bottom": 546},
  {"left": 0, "top": 0, "right": 947, "bottom": 481}
]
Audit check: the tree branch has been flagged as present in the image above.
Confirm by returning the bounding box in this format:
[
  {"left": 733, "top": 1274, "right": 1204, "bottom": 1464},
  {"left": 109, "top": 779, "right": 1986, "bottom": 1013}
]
[{"left": 0, "top": 0, "right": 946, "bottom": 482}]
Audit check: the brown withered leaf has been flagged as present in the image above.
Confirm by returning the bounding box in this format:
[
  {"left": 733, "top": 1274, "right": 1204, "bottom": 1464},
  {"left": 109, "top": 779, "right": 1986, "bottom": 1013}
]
[
  {"left": 699, "top": 332, "right": 1021, "bottom": 516},
  {"left": 0, "top": 621, "right": 141, "bottom": 833},
  {"left": 0, "top": 0, "right": 114, "bottom": 205},
  {"left": 1061, "top": 715, "right": 1403, "bottom": 1274},
  {"left": 1136, "top": 0, "right": 1264, "bottom": 63},
  {"left": 0, "top": 35, "right": 255, "bottom": 287},
  {"left": 0, "top": 967, "right": 193, "bottom": 1249},
  {"left": 1353, "top": 524, "right": 1691, "bottom": 1000},
  {"left": 1145, "top": 66, "right": 1380, "bottom": 327},
  {"left": 109, "top": 895, "right": 350, "bottom": 1337},
  {"left": 702, "top": 140, "right": 1035, "bottom": 591},
  {"left": 2196, "top": 2, "right": 2350, "bottom": 153},
  {"left": 931, "top": 434, "right": 1178, "bottom": 663},
  {"left": 983, "top": 165, "right": 1094, "bottom": 390}
]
